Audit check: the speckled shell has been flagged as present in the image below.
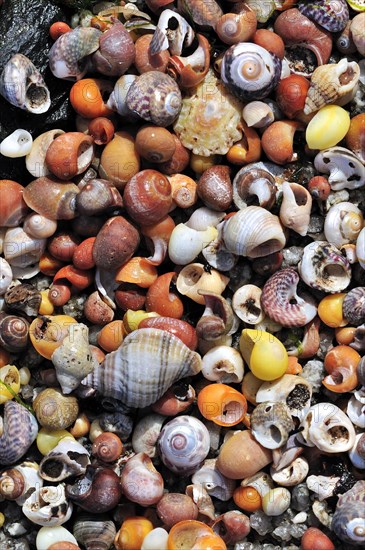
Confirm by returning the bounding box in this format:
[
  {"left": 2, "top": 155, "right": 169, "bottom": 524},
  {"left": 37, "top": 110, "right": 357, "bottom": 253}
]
[
  {"left": 298, "top": 0, "right": 349, "bottom": 32},
  {"left": 299, "top": 241, "right": 351, "bottom": 293},
  {"left": 222, "top": 206, "right": 286, "bottom": 258},
  {"left": 49, "top": 26, "right": 101, "bottom": 80},
  {"left": 0, "top": 401, "right": 38, "bottom": 465},
  {"left": 314, "top": 147, "right": 365, "bottom": 191},
  {"left": 82, "top": 328, "right": 202, "bottom": 408},
  {"left": 343, "top": 288, "right": 365, "bottom": 326},
  {"left": 250, "top": 402, "right": 294, "bottom": 449},
  {"left": 51, "top": 324, "right": 99, "bottom": 394},
  {"left": 173, "top": 70, "right": 242, "bottom": 156},
  {"left": 332, "top": 481, "right": 365, "bottom": 546},
  {"left": 221, "top": 43, "right": 281, "bottom": 101},
  {"left": 304, "top": 59, "right": 360, "bottom": 115},
  {"left": 256, "top": 374, "right": 312, "bottom": 421},
  {"left": 157, "top": 415, "right": 210, "bottom": 475},
  {"left": 0, "top": 54, "right": 50, "bottom": 114},
  {"left": 324, "top": 202, "right": 364, "bottom": 248},
  {"left": 261, "top": 268, "right": 317, "bottom": 327},
  {"left": 126, "top": 71, "right": 182, "bottom": 127}
]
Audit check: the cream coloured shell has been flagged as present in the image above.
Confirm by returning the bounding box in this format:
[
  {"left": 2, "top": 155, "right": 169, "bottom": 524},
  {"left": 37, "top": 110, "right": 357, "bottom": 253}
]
[
  {"left": 191, "top": 458, "right": 236, "bottom": 501},
  {"left": 306, "top": 474, "right": 341, "bottom": 501},
  {"left": 279, "top": 181, "right": 312, "bottom": 236},
  {"left": 39, "top": 439, "right": 90, "bottom": 482},
  {"left": 324, "top": 202, "right": 364, "bottom": 248},
  {"left": 222, "top": 206, "right": 286, "bottom": 258},
  {"left": 314, "top": 146, "right": 365, "bottom": 191},
  {"left": 299, "top": 241, "right": 351, "bottom": 293},
  {"left": 0, "top": 130, "right": 33, "bottom": 158},
  {"left": 201, "top": 345, "right": 244, "bottom": 384},
  {"left": 173, "top": 69, "right": 243, "bottom": 156},
  {"left": 81, "top": 328, "right": 202, "bottom": 408},
  {"left": 36, "top": 526, "right": 78, "bottom": 550},
  {"left": 4, "top": 227, "right": 46, "bottom": 268},
  {"left": 26, "top": 129, "right": 65, "bottom": 178},
  {"left": 168, "top": 224, "right": 218, "bottom": 265},
  {"left": 22, "top": 484, "right": 73, "bottom": 526},
  {"left": 256, "top": 374, "right": 312, "bottom": 421},
  {"left": 304, "top": 58, "right": 360, "bottom": 115},
  {"left": 299, "top": 402, "right": 356, "bottom": 453},
  {"left": 240, "top": 471, "right": 273, "bottom": 497},
  {"left": 51, "top": 323, "right": 99, "bottom": 394},
  {"left": 271, "top": 456, "right": 309, "bottom": 487},
  {"left": 356, "top": 227, "right": 365, "bottom": 270},
  {"left": 132, "top": 413, "right": 165, "bottom": 458},
  {"left": 232, "top": 285, "right": 264, "bottom": 325},
  {"left": 176, "top": 263, "right": 229, "bottom": 305}
]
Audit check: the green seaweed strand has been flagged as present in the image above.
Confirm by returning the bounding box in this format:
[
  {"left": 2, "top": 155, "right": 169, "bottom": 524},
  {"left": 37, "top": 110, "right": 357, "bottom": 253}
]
[{"left": 0, "top": 380, "right": 35, "bottom": 416}]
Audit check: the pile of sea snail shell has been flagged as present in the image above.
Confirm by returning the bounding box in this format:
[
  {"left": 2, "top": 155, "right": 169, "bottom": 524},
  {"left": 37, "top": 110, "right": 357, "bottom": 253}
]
[{"left": 0, "top": 0, "right": 365, "bottom": 548}]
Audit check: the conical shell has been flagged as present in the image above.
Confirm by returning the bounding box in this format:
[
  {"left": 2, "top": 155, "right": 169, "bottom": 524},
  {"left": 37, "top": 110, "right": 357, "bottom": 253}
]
[
  {"left": 304, "top": 58, "right": 360, "bottom": 115},
  {"left": 81, "top": 328, "right": 202, "bottom": 408},
  {"left": 0, "top": 401, "right": 38, "bottom": 465},
  {"left": 51, "top": 324, "right": 99, "bottom": 394}
]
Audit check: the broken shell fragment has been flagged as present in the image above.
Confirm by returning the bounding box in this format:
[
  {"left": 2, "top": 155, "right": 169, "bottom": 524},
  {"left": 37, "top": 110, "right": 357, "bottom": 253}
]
[
  {"left": 39, "top": 438, "right": 90, "bottom": 482},
  {"left": 22, "top": 484, "right": 73, "bottom": 526}
]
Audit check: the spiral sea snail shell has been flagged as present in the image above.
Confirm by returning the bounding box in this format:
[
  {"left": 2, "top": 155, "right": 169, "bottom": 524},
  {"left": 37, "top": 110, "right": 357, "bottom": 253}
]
[
  {"left": 298, "top": 0, "right": 349, "bottom": 33},
  {"left": 157, "top": 415, "right": 210, "bottom": 475},
  {"left": 221, "top": 42, "right": 281, "bottom": 101},
  {"left": 332, "top": 481, "right": 365, "bottom": 546},
  {"left": 298, "top": 241, "right": 351, "bottom": 293}
]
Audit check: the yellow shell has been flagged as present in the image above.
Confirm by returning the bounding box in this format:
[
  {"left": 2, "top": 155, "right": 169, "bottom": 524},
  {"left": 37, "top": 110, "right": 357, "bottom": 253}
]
[
  {"left": 306, "top": 105, "right": 350, "bottom": 150},
  {"left": 239, "top": 329, "right": 288, "bottom": 381},
  {"left": 0, "top": 365, "right": 20, "bottom": 403},
  {"left": 173, "top": 69, "right": 243, "bottom": 156}
]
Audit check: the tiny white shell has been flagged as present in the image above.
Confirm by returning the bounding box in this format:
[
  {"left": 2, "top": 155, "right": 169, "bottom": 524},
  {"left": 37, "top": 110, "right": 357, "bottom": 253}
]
[
  {"left": 0, "top": 129, "right": 33, "bottom": 158},
  {"left": 36, "top": 526, "right": 77, "bottom": 550},
  {"left": 186, "top": 207, "right": 225, "bottom": 231},
  {"left": 0, "top": 258, "right": 13, "bottom": 295},
  {"left": 141, "top": 527, "right": 169, "bottom": 550}
]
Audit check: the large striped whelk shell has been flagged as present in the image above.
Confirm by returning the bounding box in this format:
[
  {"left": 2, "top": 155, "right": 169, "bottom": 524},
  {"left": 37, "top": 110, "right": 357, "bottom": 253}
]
[
  {"left": 304, "top": 58, "right": 360, "bottom": 114},
  {"left": 81, "top": 328, "right": 202, "bottom": 408},
  {"left": 222, "top": 206, "right": 286, "bottom": 258}
]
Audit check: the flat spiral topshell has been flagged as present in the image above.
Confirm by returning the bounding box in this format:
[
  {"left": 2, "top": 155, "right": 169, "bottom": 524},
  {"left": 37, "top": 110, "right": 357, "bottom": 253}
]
[
  {"left": 81, "top": 328, "right": 202, "bottom": 408},
  {"left": 221, "top": 43, "right": 281, "bottom": 101},
  {"left": 332, "top": 481, "right": 365, "bottom": 545},
  {"left": 126, "top": 71, "right": 182, "bottom": 127}
]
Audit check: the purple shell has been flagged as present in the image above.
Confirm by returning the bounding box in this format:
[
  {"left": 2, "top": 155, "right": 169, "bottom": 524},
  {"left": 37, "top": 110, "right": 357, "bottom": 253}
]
[
  {"left": 298, "top": 0, "right": 349, "bottom": 33},
  {"left": 92, "top": 19, "right": 135, "bottom": 77}
]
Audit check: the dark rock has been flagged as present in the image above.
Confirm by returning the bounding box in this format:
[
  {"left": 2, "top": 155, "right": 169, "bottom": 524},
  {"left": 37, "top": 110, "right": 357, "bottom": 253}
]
[{"left": 0, "top": 0, "right": 73, "bottom": 183}]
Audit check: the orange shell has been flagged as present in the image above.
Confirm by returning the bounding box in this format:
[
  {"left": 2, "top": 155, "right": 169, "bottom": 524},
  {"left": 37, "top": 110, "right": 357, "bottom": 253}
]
[
  {"left": 146, "top": 272, "right": 184, "bottom": 319},
  {"left": 72, "top": 237, "right": 96, "bottom": 270},
  {"left": 115, "top": 257, "right": 158, "bottom": 288},
  {"left": 70, "top": 78, "right": 114, "bottom": 119},
  {"left": 29, "top": 315, "right": 77, "bottom": 359},
  {"left": 226, "top": 123, "right": 261, "bottom": 165},
  {"left": 97, "top": 320, "right": 126, "bottom": 352},
  {"left": 323, "top": 345, "right": 360, "bottom": 393},
  {"left": 114, "top": 517, "right": 153, "bottom": 550},
  {"left": 167, "top": 520, "right": 215, "bottom": 550},
  {"left": 233, "top": 486, "right": 262, "bottom": 513},
  {"left": 53, "top": 265, "right": 94, "bottom": 290},
  {"left": 168, "top": 174, "right": 198, "bottom": 209},
  {"left": 253, "top": 29, "right": 285, "bottom": 59},
  {"left": 261, "top": 120, "right": 301, "bottom": 165},
  {"left": 45, "top": 132, "right": 94, "bottom": 180},
  {"left": 39, "top": 252, "right": 65, "bottom": 277},
  {"left": 197, "top": 383, "right": 247, "bottom": 427}
]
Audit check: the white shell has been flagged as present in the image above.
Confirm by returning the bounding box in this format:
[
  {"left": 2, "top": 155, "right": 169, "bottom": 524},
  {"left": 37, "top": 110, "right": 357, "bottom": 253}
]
[
  {"left": 271, "top": 457, "right": 309, "bottom": 487},
  {"left": 314, "top": 146, "right": 365, "bottom": 190},
  {"left": 201, "top": 221, "right": 237, "bottom": 272},
  {"left": 39, "top": 439, "right": 90, "bottom": 482},
  {"left": 0, "top": 258, "right": 13, "bottom": 295},
  {"left": 0, "top": 129, "right": 33, "bottom": 158},
  {"left": 298, "top": 240, "right": 351, "bottom": 293},
  {"left": 26, "top": 129, "right": 65, "bottom": 178},
  {"left": 306, "top": 474, "right": 341, "bottom": 501},
  {"left": 347, "top": 394, "right": 365, "bottom": 428},
  {"left": 232, "top": 284, "right": 264, "bottom": 324},
  {"left": 36, "top": 526, "right": 77, "bottom": 550},
  {"left": 149, "top": 9, "right": 194, "bottom": 55},
  {"left": 191, "top": 458, "right": 236, "bottom": 501},
  {"left": 242, "top": 101, "right": 274, "bottom": 128},
  {"left": 356, "top": 227, "right": 365, "bottom": 269},
  {"left": 279, "top": 181, "right": 312, "bottom": 236},
  {"left": 240, "top": 471, "right": 274, "bottom": 497},
  {"left": 52, "top": 324, "right": 98, "bottom": 394},
  {"left": 324, "top": 202, "right": 364, "bottom": 248},
  {"left": 132, "top": 413, "right": 165, "bottom": 458},
  {"left": 222, "top": 206, "right": 286, "bottom": 258},
  {"left": 23, "top": 213, "right": 58, "bottom": 239},
  {"left": 141, "top": 528, "right": 169, "bottom": 550},
  {"left": 22, "top": 485, "right": 73, "bottom": 526},
  {"left": 299, "top": 403, "right": 356, "bottom": 453},
  {"left": 168, "top": 224, "right": 218, "bottom": 265},
  {"left": 186, "top": 207, "right": 225, "bottom": 231},
  {"left": 349, "top": 433, "right": 365, "bottom": 470},
  {"left": 256, "top": 374, "right": 312, "bottom": 421},
  {"left": 3, "top": 227, "right": 46, "bottom": 268},
  {"left": 107, "top": 74, "right": 137, "bottom": 116},
  {"left": 201, "top": 345, "right": 244, "bottom": 383}
]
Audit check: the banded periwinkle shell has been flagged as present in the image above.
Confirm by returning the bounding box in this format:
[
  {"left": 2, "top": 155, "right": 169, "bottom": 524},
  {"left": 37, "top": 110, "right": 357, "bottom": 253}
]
[
  {"left": 157, "top": 415, "right": 210, "bottom": 475},
  {"left": 0, "top": 54, "right": 50, "bottom": 114},
  {"left": 81, "top": 328, "right": 202, "bottom": 408},
  {"left": 298, "top": 0, "right": 349, "bottom": 32},
  {"left": 126, "top": 71, "right": 182, "bottom": 127},
  {"left": 221, "top": 43, "right": 281, "bottom": 101},
  {"left": 0, "top": 401, "right": 38, "bottom": 465},
  {"left": 343, "top": 288, "right": 365, "bottom": 327},
  {"left": 73, "top": 513, "right": 116, "bottom": 550},
  {"left": 332, "top": 481, "right": 365, "bottom": 546},
  {"left": 49, "top": 26, "right": 101, "bottom": 81}
]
